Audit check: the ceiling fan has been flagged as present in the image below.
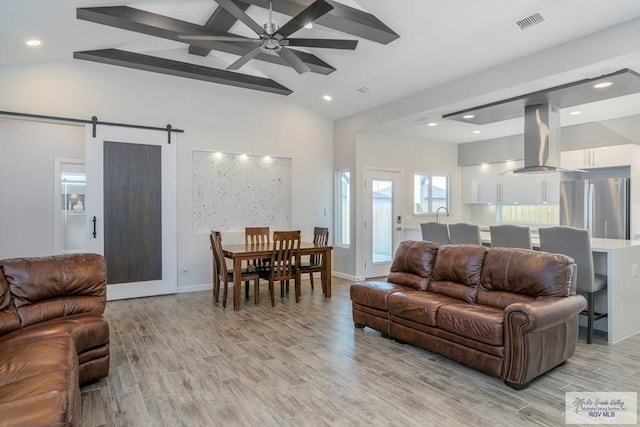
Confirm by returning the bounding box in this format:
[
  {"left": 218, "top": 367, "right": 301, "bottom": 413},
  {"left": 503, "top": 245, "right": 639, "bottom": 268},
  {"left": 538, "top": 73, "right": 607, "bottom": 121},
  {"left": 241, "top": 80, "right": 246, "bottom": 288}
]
[{"left": 178, "top": 0, "right": 358, "bottom": 74}]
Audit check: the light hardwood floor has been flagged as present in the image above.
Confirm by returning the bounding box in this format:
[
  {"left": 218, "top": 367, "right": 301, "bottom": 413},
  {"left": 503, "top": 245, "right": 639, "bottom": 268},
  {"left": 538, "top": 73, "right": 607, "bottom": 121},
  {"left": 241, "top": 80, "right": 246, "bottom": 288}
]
[{"left": 81, "top": 277, "right": 640, "bottom": 426}]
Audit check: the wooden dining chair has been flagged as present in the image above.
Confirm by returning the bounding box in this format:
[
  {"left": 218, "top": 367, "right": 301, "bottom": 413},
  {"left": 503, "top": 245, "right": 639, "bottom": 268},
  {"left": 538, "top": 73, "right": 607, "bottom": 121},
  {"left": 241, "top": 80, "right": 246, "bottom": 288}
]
[
  {"left": 244, "top": 226, "right": 270, "bottom": 297},
  {"left": 245, "top": 227, "right": 270, "bottom": 246},
  {"left": 298, "top": 227, "right": 329, "bottom": 294},
  {"left": 210, "top": 231, "right": 260, "bottom": 307},
  {"left": 263, "top": 230, "right": 301, "bottom": 306}
]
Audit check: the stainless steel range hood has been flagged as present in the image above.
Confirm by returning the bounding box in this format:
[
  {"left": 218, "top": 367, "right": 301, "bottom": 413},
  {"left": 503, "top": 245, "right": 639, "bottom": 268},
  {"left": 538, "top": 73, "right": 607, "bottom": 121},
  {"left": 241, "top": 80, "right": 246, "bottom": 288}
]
[
  {"left": 511, "top": 103, "right": 563, "bottom": 173},
  {"left": 443, "top": 68, "right": 640, "bottom": 173}
]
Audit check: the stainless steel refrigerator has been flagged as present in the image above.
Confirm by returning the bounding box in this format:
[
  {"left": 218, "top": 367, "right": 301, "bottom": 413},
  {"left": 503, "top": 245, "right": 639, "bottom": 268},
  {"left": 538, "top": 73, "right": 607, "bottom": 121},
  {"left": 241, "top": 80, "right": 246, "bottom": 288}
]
[{"left": 559, "top": 176, "right": 630, "bottom": 239}]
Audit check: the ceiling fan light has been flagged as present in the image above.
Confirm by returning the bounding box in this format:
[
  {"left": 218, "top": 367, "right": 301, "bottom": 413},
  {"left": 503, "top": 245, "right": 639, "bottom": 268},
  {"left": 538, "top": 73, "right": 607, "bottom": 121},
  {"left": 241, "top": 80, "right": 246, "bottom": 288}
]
[{"left": 323, "top": 95, "right": 332, "bottom": 101}]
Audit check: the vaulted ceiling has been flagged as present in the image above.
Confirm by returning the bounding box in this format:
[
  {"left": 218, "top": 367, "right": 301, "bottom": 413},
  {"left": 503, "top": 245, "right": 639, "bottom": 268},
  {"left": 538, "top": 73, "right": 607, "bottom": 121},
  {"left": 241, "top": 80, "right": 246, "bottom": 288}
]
[
  {"left": 2, "top": 0, "right": 640, "bottom": 142},
  {"left": 73, "top": 2, "right": 399, "bottom": 95}
]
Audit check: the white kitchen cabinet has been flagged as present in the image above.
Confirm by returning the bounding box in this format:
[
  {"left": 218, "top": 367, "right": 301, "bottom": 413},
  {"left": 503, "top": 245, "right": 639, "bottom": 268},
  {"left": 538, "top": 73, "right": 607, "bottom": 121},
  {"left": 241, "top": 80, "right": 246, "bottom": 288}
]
[
  {"left": 462, "top": 165, "right": 498, "bottom": 203},
  {"left": 462, "top": 162, "right": 515, "bottom": 204},
  {"left": 561, "top": 145, "right": 633, "bottom": 169},
  {"left": 463, "top": 162, "right": 560, "bottom": 204},
  {"left": 512, "top": 173, "right": 559, "bottom": 204}
]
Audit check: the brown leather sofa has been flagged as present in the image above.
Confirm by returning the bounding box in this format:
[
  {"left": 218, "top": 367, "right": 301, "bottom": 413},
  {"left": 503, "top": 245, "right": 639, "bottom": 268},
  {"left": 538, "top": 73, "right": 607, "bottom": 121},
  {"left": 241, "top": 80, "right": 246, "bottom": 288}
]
[
  {"left": 0, "top": 253, "right": 110, "bottom": 426},
  {"left": 351, "top": 241, "right": 586, "bottom": 389}
]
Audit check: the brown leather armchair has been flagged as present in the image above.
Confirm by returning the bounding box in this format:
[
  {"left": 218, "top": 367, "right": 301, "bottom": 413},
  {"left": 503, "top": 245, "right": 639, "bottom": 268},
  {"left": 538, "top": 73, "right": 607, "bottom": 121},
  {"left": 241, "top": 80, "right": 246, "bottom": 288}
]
[{"left": 0, "top": 253, "right": 110, "bottom": 426}]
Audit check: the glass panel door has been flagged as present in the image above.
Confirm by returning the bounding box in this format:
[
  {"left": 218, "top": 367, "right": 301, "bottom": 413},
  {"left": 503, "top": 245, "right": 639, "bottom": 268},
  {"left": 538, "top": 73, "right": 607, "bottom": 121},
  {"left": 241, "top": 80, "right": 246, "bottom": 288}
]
[
  {"left": 364, "top": 169, "right": 403, "bottom": 278},
  {"left": 371, "top": 179, "right": 393, "bottom": 263}
]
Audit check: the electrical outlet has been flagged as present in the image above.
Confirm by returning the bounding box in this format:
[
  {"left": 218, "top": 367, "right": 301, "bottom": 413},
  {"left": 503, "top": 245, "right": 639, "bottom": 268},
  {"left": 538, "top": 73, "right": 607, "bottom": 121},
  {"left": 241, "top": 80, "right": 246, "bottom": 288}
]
[
  {"left": 632, "top": 264, "right": 638, "bottom": 278},
  {"left": 183, "top": 265, "right": 188, "bottom": 273}
]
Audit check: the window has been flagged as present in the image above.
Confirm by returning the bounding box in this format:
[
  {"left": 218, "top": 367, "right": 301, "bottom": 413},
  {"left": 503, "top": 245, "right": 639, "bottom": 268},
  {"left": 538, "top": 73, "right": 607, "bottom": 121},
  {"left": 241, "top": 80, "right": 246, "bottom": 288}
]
[
  {"left": 414, "top": 173, "right": 450, "bottom": 214},
  {"left": 500, "top": 204, "right": 559, "bottom": 224},
  {"left": 337, "top": 170, "right": 350, "bottom": 247}
]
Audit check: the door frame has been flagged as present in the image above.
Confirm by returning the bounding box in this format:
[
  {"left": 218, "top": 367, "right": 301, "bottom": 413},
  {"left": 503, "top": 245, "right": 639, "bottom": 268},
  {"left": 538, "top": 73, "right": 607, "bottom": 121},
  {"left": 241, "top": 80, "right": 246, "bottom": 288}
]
[
  {"left": 363, "top": 167, "right": 404, "bottom": 278},
  {"left": 85, "top": 124, "right": 177, "bottom": 300}
]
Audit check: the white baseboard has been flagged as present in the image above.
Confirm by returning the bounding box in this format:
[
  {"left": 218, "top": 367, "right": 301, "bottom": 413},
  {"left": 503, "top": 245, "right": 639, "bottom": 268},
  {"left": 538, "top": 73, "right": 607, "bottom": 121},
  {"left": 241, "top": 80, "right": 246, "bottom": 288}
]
[
  {"left": 178, "top": 283, "right": 213, "bottom": 293},
  {"left": 177, "top": 281, "right": 255, "bottom": 294},
  {"left": 332, "top": 271, "right": 365, "bottom": 282}
]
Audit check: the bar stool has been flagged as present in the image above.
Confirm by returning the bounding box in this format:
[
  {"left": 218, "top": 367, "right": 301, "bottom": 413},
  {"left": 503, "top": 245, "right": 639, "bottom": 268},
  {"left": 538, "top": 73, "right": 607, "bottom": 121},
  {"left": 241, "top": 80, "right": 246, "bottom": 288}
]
[
  {"left": 448, "top": 223, "right": 481, "bottom": 245},
  {"left": 539, "top": 226, "right": 607, "bottom": 344},
  {"left": 420, "top": 222, "right": 450, "bottom": 244},
  {"left": 490, "top": 224, "right": 532, "bottom": 249}
]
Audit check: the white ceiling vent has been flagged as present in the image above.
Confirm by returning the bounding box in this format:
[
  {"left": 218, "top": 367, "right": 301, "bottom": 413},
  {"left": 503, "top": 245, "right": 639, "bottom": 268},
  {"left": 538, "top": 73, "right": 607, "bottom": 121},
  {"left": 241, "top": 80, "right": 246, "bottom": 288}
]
[{"left": 515, "top": 12, "right": 545, "bottom": 31}]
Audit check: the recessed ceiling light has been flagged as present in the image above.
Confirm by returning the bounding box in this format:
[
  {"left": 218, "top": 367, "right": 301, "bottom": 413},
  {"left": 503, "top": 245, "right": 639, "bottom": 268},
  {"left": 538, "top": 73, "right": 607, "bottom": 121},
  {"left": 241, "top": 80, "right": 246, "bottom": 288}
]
[
  {"left": 462, "top": 114, "right": 475, "bottom": 119},
  {"left": 472, "top": 130, "right": 481, "bottom": 134},
  {"left": 26, "top": 39, "right": 41, "bottom": 47},
  {"left": 593, "top": 81, "right": 613, "bottom": 89},
  {"left": 323, "top": 95, "right": 332, "bottom": 101},
  {"left": 569, "top": 111, "right": 582, "bottom": 115},
  {"left": 427, "top": 122, "right": 437, "bottom": 127},
  {"left": 304, "top": 22, "right": 313, "bottom": 29}
]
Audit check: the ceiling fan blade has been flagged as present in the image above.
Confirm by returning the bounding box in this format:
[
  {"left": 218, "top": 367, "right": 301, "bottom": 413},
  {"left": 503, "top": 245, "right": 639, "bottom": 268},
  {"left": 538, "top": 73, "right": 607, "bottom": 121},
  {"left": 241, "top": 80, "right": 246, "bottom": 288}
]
[
  {"left": 282, "top": 38, "right": 358, "bottom": 50},
  {"left": 178, "top": 35, "right": 261, "bottom": 43},
  {"left": 277, "top": 47, "right": 311, "bottom": 74},
  {"left": 275, "top": 0, "right": 334, "bottom": 39},
  {"left": 215, "top": 0, "right": 264, "bottom": 35},
  {"left": 227, "top": 45, "right": 263, "bottom": 70}
]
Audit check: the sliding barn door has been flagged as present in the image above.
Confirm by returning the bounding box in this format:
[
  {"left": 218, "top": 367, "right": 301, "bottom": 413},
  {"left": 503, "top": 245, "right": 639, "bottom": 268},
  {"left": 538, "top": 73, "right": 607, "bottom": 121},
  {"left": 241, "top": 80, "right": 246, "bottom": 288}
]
[{"left": 85, "top": 125, "right": 177, "bottom": 300}]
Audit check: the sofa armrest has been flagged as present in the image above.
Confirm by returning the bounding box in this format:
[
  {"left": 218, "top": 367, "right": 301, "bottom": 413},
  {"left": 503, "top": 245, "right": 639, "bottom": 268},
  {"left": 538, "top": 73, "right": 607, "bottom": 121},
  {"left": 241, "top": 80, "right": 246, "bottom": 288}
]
[
  {"left": 504, "top": 295, "right": 586, "bottom": 334},
  {"left": 502, "top": 295, "right": 586, "bottom": 387}
]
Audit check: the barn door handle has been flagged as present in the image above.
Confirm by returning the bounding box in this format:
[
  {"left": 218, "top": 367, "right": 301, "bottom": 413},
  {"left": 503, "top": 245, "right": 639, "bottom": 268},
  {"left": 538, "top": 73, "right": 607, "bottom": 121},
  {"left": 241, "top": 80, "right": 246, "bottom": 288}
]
[{"left": 92, "top": 216, "right": 97, "bottom": 238}]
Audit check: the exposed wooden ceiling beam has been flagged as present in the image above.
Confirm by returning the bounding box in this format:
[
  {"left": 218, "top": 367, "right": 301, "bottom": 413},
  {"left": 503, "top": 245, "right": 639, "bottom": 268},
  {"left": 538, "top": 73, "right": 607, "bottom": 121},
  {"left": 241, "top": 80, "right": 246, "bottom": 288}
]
[
  {"left": 238, "top": 0, "right": 399, "bottom": 44},
  {"left": 189, "top": 0, "right": 251, "bottom": 57},
  {"left": 73, "top": 49, "right": 292, "bottom": 95},
  {"left": 77, "top": 7, "right": 336, "bottom": 75}
]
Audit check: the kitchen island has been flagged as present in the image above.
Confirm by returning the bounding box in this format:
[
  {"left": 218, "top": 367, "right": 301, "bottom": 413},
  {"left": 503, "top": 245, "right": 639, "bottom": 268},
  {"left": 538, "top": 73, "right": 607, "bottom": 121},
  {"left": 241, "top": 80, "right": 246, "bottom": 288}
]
[
  {"left": 405, "top": 227, "right": 640, "bottom": 343},
  {"left": 588, "top": 238, "right": 640, "bottom": 343}
]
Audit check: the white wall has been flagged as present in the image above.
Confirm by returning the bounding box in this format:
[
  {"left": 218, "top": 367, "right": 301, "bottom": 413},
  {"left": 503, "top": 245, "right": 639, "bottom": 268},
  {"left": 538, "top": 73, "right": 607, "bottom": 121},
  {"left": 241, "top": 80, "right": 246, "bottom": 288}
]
[
  {"left": 0, "top": 59, "right": 333, "bottom": 292},
  {"left": 0, "top": 118, "right": 84, "bottom": 258},
  {"left": 350, "top": 132, "right": 460, "bottom": 280}
]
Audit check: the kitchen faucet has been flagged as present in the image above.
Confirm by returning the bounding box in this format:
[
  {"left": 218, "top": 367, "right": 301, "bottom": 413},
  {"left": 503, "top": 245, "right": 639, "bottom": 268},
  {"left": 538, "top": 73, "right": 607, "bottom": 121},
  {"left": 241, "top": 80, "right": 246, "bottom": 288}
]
[{"left": 436, "top": 206, "right": 449, "bottom": 223}]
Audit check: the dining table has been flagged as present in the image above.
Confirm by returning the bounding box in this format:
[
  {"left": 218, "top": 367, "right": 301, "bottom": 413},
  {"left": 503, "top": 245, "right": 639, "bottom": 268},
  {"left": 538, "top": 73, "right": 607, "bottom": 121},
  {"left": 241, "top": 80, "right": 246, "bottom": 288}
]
[{"left": 222, "top": 241, "right": 333, "bottom": 311}]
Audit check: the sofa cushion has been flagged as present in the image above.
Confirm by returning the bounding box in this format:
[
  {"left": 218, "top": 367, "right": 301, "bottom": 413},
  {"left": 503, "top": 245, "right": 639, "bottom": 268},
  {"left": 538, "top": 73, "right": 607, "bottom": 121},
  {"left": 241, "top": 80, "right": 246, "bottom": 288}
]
[
  {"left": 0, "top": 313, "right": 109, "bottom": 355},
  {"left": 480, "top": 248, "right": 576, "bottom": 297},
  {"left": 429, "top": 245, "right": 487, "bottom": 302},
  {"left": 0, "top": 335, "right": 79, "bottom": 426},
  {"left": 431, "top": 245, "right": 487, "bottom": 286},
  {"left": 350, "top": 281, "right": 407, "bottom": 311},
  {"left": 437, "top": 303, "right": 504, "bottom": 346},
  {"left": 387, "top": 241, "right": 439, "bottom": 290},
  {"left": 388, "top": 291, "right": 460, "bottom": 326},
  {"left": 0, "top": 335, "right": 76, "bottom": 386},
  {"left": 0, "top": 253, "right": 106, "bottom": 327}
]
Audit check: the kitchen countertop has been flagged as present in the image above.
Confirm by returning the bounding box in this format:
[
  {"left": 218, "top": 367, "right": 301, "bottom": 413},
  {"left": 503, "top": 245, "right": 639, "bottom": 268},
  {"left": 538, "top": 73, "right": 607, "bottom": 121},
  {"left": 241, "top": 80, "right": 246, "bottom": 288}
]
[{"left": 478, "top": 231, "right": 640, "bottom": 252}]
